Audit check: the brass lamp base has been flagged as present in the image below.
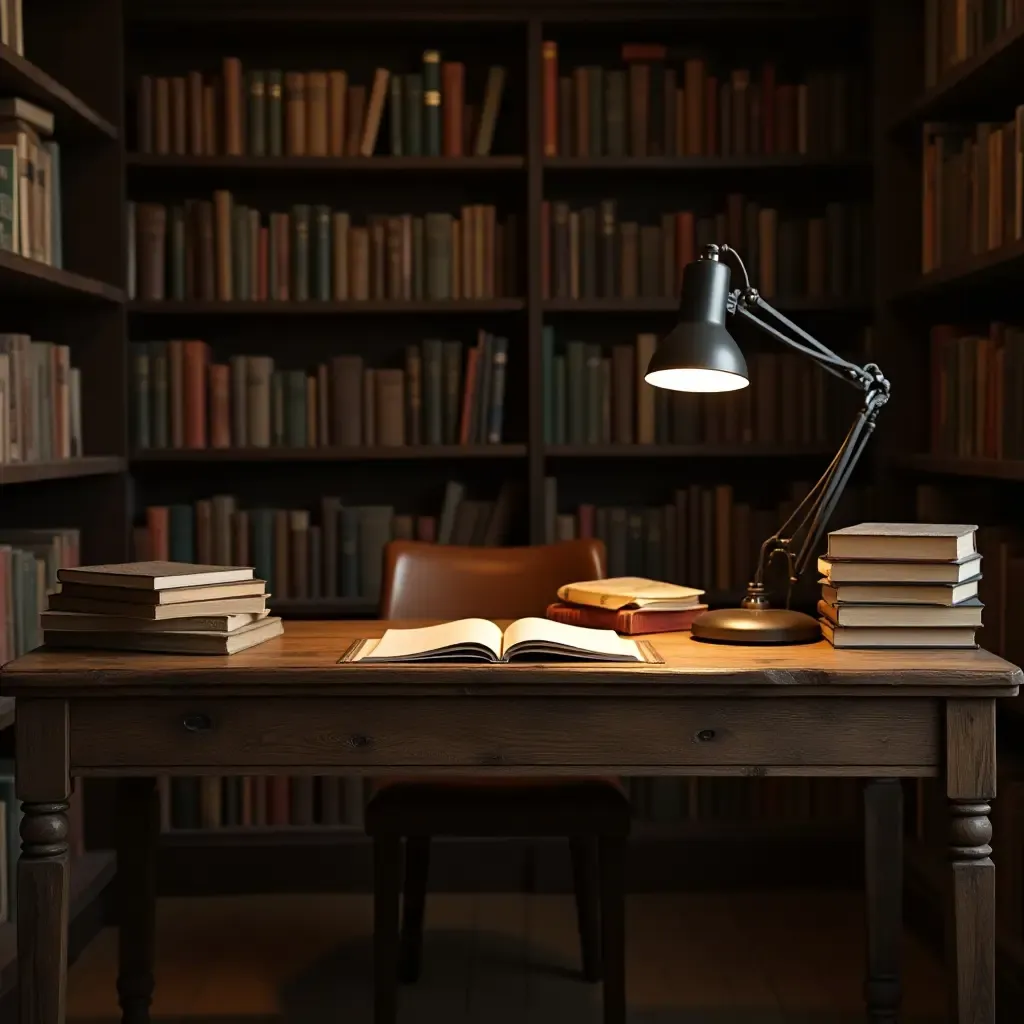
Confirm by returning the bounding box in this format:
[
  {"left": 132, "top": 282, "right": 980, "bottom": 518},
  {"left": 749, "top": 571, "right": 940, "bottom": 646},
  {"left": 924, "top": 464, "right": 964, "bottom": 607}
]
[{"left": 690, "top": 606, "right": 821, "bottom": 645}]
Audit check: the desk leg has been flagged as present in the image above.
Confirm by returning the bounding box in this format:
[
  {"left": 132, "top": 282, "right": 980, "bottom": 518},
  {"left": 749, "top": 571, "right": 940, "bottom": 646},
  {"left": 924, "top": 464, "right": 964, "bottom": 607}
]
[
  {"left": 18, "top": 801, "right": 70, "bottom": 1024},
  {"left": 946, "top": 699, "right": 996, "bottom": 1024},
  {"left": 116, "top": 778, "right": 158, "bottom": 1024},
  {"left": 863, "top": 778, "right": 903, "bottom": 1024}
]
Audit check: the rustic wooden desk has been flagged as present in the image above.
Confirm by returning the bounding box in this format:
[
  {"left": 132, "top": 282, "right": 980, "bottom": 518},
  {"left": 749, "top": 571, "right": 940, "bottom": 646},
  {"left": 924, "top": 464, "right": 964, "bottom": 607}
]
[{"left": 1, "top": 620, "right": 1020, "bottom": 1024}]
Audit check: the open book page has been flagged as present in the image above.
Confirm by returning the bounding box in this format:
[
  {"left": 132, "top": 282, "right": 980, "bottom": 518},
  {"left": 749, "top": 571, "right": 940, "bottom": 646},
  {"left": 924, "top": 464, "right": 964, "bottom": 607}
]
[
  {"left": 501, "top": 617, "right": 641, "bottom": 660},
  {"left": 353, "top": 618, "right": 504, "bottom": 662}
]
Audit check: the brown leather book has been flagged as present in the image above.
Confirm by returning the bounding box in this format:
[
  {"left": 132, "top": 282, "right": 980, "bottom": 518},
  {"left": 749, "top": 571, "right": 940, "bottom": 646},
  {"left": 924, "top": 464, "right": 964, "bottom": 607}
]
[
  {"left": 619, "top": 221, "right": 638, "bottom": 298},
  {"left": 306, "top": 71, "right": 328, "bottom": 156},
  {"left": 202, "top": 84, "right": 217, "bottom": 155},
  {"left": 349, "top": 225, "right": 370, "bottom": 299},
  {"left": 209, "top": 363, "right": 230, "bottom": 448},
  {"left": 361, "top": 68, "right": 391, "bottom": 157},
  {"left": 137, "top": 75, "right": 154, "bottom": 153},
  {"left": 375, "top": 368, "right": 405, "bottom": 446},
  {"left": 285, "top": 71, "right": 306, "bottom": 155},
  {"left": 154, "top": 77, "right": 170, "bottom": 154},
  {"left": 346, "top": 85, "right": 366, "bottom": 156},
  {"left": 138, "top": 203, "right": 167, "bottom": 300},
  {"left": 362, "top": 367, "right": 376, "bottom": 444},
  {"left": 628, "top": 63, "right": 648, "bottom": 157},
  {"left": 171, "top": 76, "right": 187, "bottom": 155},
  {"left": 213, "top": 190, "right": 233, "bottom": 300},
  {"left": 331, "top": 354, "right": 363, "bottom": 445},
  {"left": 169, "top": 341, "right": 185, "bottom": 447},
  {"left": 187, "top": 71, "right": 204, "bottom": 155},
  {"left": 545, "top": 602, "right": 706, "bottom": 635},
  {"left": 542, "top": 41, "right": 558, "bottom": 156},
  {"left": 441, "top": 62, "right": 464, "bottom": 157},
  {"left": 332, "top": 211, "right": 349, "bottom": 298},
  {"left": 223, "top": 57, "right": 244, "bottom": 156},
  {"left": 290, "top": 510, "right": 310, "bottom": 599},
  {"left": 327, "top": 71, "right": 347, "bottom": 156},
  {"left": 183, "top": 341, "right": 209, "bottom": 448}
]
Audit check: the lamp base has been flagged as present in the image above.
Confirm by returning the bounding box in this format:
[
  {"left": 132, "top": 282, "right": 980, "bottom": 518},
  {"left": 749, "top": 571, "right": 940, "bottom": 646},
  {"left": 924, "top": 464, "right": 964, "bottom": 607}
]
[{"left": 691, "top": 606, "right": 821, "bottom": 645}]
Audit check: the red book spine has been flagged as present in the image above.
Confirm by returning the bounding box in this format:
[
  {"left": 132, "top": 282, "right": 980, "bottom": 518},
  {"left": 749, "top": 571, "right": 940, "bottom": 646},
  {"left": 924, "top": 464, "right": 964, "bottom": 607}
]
[
  {"left": 442, "top": 62, "right": 465, "bottom": 156},
  {"left": 209, "top": 363, "right": 231, "bottom": 448},
  {"left": 269, "top": 776, "right": 290, "bottom": 826},
  {"left": 183, "top": 340, "right": 208, "bottom": 448},
  {"left": 416, "top": 516, "right": 438, "bottom": 542},
  {"left": 146, "top": 506, "right": 171, "bottom": 561},
  {"left": 542, "top": 41, "right": 558, "bottom": 157},
  {"left": 458, "top": 343, "right": 481, "bottom": 443},
  {"left": 577, "top": 503, "right": 596, "bottom": 538}
]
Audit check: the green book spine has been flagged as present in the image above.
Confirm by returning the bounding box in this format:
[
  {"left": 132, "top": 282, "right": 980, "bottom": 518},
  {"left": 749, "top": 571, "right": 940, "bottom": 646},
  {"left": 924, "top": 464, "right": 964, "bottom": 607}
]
[
  {"left": 554, "top": 355, "right": 567, "bottom": 445},
  {"left": 389, "top": 75, "right": 403, "bottom": 156},
  {"left": 133, "top": 347, "right": 150, "bottom": 450},
  {"left": 232, "top": 206, "right": 249, "bottom": 301},
  {"left": 271, "top": 371, "right": 285, "bottom": 445},
  {"left": 588, "top": 66, "right": 604, "bottom": 157},
  {"left": 584, "top": 343, "right": 601, "bottom": 444},
  {"left": 248, "top": 71, "right": 266, "bottom": 157},
  {"left": 168, "top": 504, "right": 195, "bottom": 562},
  {"left": 422, "top": 339, "right": 444, "bottom": 444},
  {"left": 170, "top": 206, "right": 186, "bottom": 300},
  {"left": 314, "top": 204, "right": 331, "bottom": 301},
  {"left": 404, "top": 74, "right": 424, "bottom": 157},
  {"left": 441, "top": 340, "right": 462, "bottom": 444},
  {"left": 566, "top": 341, "right": 586, "bottom": 444},
  {"left": 412, "top": 216, "right": 425, "bottom": 298},
  {"left": 286, "top": 369, "right": 307, "bottom": 446},
  {"left": 487, "top": 335, "right": 508, "bottom": 444},
  {"left": 267, "top": 70, "right": 283, "bottom": 157},
  {"left": 423, "top": 51, "right": 441, "bottom": 157},
  {"left": 0, "top": 146, "right": 16, "bottom": 252},
  {"left": 606, "top": 71, "right": 627, "bottom": 157},
  {"left": 292, "top": 204, "right": 310, "bottom": 302},
  {"left": 150, "top": 341, "right": 168, "bottom": 449},
  {"left": 250, "top": 508, "right": 274, "bottom": 592},
  {"left": 542, "top": 325, "right": 555, "bottom": 443}
]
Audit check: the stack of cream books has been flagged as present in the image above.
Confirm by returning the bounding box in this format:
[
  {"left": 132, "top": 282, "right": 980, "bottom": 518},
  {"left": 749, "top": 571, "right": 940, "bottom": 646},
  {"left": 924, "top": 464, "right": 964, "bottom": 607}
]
[
  {"left": 41, "top": 561, "right": 283, "bottom": 654},
  {"left": 818, "top": 524, "right": 982, "bottom": 649}
]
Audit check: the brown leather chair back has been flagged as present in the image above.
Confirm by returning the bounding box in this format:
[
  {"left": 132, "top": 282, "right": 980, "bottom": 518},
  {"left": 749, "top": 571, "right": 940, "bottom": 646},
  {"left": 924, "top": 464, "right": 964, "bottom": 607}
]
[{"left": 380, "top": 539, "right": 607, "bottom": 620}]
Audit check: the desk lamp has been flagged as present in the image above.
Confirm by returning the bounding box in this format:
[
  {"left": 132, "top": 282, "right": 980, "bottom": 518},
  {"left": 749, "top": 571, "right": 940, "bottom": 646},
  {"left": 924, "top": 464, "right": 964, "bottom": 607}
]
[{"left": 645, "top": 243, "right": 890, "bottom": 644}]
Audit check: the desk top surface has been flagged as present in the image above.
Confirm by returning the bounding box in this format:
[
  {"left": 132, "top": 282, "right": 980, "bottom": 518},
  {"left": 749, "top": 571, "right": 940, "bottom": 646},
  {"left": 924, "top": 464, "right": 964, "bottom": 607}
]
[{"left": 1, "top": 620, "right": 1020, "bottom": 699}]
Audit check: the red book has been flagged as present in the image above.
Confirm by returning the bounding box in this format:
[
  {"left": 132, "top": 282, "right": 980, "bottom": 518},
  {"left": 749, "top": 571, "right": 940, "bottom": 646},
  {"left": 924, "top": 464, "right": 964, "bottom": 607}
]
[
  {"left": 545, "top": 601, "right": 707, "bottom": 635},
  {"left": 442, "top": 61, "right": 465, "bottom": 156},
  {"left": 208, "top": 363, "right": 231, "bottom": 448},
  {"left": 182, "top": 340, "right": 208, "bottom": 448},
  {"left": 146, "top": 506, "right": 170, "bottom": 561},
  {"left": 268, "top": 776, "right": 290, "bottom": 826}
]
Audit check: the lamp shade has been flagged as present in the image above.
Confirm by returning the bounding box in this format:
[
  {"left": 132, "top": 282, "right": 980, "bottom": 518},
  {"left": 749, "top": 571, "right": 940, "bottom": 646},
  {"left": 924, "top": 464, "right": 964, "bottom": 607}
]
[{"left": 644, "top": 253, "right": 750, "bottom": 393}]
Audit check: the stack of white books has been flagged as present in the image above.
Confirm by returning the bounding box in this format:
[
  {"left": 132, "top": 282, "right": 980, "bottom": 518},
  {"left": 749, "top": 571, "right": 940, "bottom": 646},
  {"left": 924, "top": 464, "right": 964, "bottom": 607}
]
[
  {"left": 817, "top": 524, "right": 982, "bottom": 649},
  {"left": 41, "top": 561, "right": 283, "bottom": 655}
]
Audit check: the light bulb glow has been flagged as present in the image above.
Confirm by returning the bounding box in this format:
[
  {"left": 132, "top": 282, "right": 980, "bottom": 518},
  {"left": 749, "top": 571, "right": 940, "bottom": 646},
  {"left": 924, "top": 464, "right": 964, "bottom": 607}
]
[{"left": 644, "top": 367, "right": 749, "bottom": 393}]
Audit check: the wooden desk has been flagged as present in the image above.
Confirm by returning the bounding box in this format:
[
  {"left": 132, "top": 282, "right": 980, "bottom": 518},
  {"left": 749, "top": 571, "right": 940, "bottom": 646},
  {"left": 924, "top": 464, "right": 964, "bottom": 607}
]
[{"left": 1, "top": 620, "right": 1020, "bottom": 1024}]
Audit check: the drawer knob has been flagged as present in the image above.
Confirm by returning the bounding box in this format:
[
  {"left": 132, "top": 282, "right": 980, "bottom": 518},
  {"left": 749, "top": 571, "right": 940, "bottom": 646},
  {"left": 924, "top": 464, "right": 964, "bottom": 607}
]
[
  {"left": 182, "top": 713, "right": 212, "bottom": 733},
  {"left": 695, "top": 728, "right": 716, "bottom": 742}
]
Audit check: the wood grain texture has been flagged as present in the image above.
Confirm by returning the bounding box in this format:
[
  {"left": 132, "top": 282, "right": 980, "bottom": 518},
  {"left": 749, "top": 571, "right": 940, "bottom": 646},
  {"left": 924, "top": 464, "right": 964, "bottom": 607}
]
[
  {"left": 946, "top": 700, "right": 997, "bottom": 800},
  {"left": 15, "top": 701, "right": 69, "bottom": 802},
  {"left": 2, "top": 621, "right": 1020, "bottom": 699}
]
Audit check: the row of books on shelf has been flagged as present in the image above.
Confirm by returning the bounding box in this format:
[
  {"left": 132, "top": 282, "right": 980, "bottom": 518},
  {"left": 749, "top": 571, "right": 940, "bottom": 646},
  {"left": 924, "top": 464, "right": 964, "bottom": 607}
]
[
  {"left": 129, "top": 197, "right": 517, "bottom": 303},
  {"left": 541, "top": 477, "right": 864, "bottom": 596},
  {"left": 136, "top": 55, "right": 507, "bottom": 159},
  {"left": 542, "top": 332, "right": 836, "bottom": 448},
  {"left": 928, "top": 323, "right": 1024, "bottom": 461},
  {"left": 921, "top": 111, "right": 1024, "bottom": 274},
  {"left": 0, "top": 528, "right": 78, "bottom": 665},
  {"left": 131, "top": 334, "right": 509, "bottom": 451},
  {"left": 156, "top": 773, "right": 862, "bottom": 833},
  {"left": 0, "top": 99, "right": 63, "bottom": 267},
  {"left": 0, "top": 335, "right": 83, "bottom": 465},
  {"left": 922, "top": 0, "right": 1023, "bottom": 89},
  {"left": 542, "top": 197, "right": 869, "bottom": 302},
  {"left": 135, "top": 481, "right": 518, "bottom": 603},
  {"left": 544, "top": 44, "right": 867, "bottom": 160}
]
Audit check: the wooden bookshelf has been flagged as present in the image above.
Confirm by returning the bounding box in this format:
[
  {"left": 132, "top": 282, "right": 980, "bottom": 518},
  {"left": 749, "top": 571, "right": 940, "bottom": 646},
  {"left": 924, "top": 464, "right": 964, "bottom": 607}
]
[
  {"left": 544, "top": 443, "right": 836, "bottom": 459},
  {"left": 542, "top": 297, "right": 870, "bottom": 314},
  {"left": 543, "top": 155, "right": 871, "bottom": 171},
  {"left": 0, "top": 457, "right": 128, "bottom": 486},
  {"left": 126, "top": 154, "right": 525, "bottom": 171},
  {"left": 127, "top": 299, "right": 526, "bottom": 315},
  {"left": 131, "top": 445, "right": 527, "bottom": 462},
  {"left": 0, "top": 251, "right": 125, "bottom": 303},
  {"left": 890, "top": 455, "right": 1024, "bottom": 484},
  {"left": 892, "top": 236, "right": 1024, "bottom": 302}
]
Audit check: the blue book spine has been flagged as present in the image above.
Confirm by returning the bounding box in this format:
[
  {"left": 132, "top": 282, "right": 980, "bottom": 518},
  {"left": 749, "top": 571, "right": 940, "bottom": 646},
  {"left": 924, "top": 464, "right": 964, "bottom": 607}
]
[{"left": 487, "top": 336, "right": 508, "bottom": 444}]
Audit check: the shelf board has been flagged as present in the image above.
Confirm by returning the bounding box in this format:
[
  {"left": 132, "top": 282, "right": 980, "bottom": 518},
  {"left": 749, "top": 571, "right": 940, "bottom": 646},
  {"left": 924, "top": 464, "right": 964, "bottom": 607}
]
[
  {"left": 889, "top": 20, "right": 1024, "bottom": 131},
  {"left": 892, "top": 237, "right": 1024, "bottom": 300},
  {"left": 0, "top": 456, "right": 127, "bottom": 486},
  {"left": 543, "top": 296, "right": 869, "bottom": 314},
  {"left": 0, "top": 849, "right": 116, "bottom": 999},
  {"left": 544, "top": 154, "right": 871, "bottom": 171},
  {"left": 0, "top": 697, "right": 12, "bottom": 731},
  {"left": 891, "top": 454, "right": 1024, "bottom": 482},
  {"left": 545, "top": 444, "right": 836, "bottom": 458},
  {"left": 0, "top": 43, "right": 117, "bottom": 140},
  {"left": 127, "top": 154, "right": 524, "bottom": 171},
  {"left": 271, "top": 598, "right": 377, "bottom": 617},
  {"left": 0, "top": 251, "right": 124, "bottom": 304},
  {"left": 128, "top": 298, "right": 525, "bottom": 315},
  {"left": 132, "top": 444, "right": 526, "bottom": 462}
]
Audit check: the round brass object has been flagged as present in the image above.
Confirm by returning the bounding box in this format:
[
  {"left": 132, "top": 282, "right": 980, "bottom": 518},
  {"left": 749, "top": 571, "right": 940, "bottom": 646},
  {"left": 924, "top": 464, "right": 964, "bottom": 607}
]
[{"left": 690, "top": 607, "right": 822, "bottom": 645}]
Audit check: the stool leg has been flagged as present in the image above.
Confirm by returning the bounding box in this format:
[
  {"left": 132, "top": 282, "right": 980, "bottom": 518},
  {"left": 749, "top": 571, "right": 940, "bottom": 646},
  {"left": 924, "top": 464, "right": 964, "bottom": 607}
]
[
  {"left": 598, "top": 836, "right": 627, "bottom": 1024},
  {"left": 399, "top": 836, "right": 431, "bottom": 983},
  {"left": 373, "top": 835, "right": 402, "bottom": 1024},
  {"left": 569, "top": 835, "right": 603, "bottom": 982}
]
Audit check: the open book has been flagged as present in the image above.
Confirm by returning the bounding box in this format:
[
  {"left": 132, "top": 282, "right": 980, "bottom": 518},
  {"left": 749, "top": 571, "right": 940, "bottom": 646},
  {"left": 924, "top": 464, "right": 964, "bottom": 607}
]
[{"left": 347, "top": 617, "right": 648, "bottom": 664}]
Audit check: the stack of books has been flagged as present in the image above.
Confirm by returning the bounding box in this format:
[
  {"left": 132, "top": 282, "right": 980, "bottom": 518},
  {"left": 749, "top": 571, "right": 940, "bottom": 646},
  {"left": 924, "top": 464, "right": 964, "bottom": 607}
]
[
  {"left": 41, "top": 561, "right": 283, "bottom": 655},
  {"left": 817, "top": 524, "right": 983, "bottom": 649},
  {"left": 546, "top": 576, "right": 707, "bottom": 635}
]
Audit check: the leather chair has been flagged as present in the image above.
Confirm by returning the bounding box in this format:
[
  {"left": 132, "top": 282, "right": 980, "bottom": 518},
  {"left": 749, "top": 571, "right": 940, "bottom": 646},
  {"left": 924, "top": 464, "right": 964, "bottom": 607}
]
[{"left": 366, "top": 539, "right": 630, "bottom": 1024}]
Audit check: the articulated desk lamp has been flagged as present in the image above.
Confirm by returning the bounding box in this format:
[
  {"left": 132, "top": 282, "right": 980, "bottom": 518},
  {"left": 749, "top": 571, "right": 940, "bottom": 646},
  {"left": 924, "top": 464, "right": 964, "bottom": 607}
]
[{"left": 645, "top": 243, "right": 890, "bottom": 644}]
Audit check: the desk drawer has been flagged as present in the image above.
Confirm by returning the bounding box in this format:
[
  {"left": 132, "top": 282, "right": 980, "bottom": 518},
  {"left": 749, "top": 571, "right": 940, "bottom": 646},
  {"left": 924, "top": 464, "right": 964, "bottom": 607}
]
[{"left": 69, "top": 697, "right": 939, "bottom": 772}]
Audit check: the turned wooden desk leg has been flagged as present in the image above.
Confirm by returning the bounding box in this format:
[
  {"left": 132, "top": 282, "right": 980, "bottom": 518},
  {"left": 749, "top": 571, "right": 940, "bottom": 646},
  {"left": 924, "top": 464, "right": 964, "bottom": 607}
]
[
  {"left": 116, "top": 778, "right": 158, "bottom": 1024},
  {"left": 946, "top": 699, "right": 997, "bottom": 1024},
  {"left": 16, "top": 700, "right": 72, "bottom": 1024},
  {"left": 863, "top": 778, "right": 903, "bottom": 1024}
]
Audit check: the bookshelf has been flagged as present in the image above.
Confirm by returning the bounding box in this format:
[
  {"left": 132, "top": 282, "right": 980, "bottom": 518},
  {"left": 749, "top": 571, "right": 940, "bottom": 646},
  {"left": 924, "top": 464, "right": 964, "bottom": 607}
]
[{"left": 875, "top": 1, "right": 1024, "bottom": 1014}]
